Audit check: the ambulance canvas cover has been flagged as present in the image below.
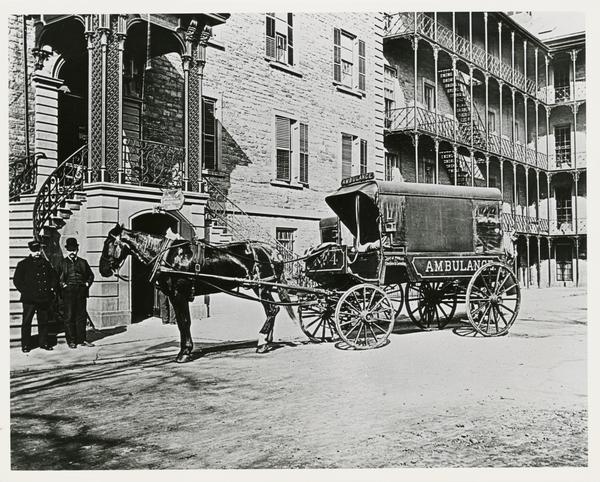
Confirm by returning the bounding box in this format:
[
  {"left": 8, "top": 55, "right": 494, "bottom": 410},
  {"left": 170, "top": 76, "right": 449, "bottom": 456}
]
[{"left": 404, "top": 196, "right": 473, "bottom": 252}]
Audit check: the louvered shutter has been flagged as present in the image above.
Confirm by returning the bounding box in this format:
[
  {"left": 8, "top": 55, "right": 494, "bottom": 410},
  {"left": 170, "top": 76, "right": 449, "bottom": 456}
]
[
  {"left": 342, "top": 134, "right": 353, "bottom": 179},
  {"left": 358, "top": 39, "right": 366, "bottom": 91},
  {"left": 287, "top": 13, "right": 294, "bottom": 66},
  {"left": 333, "top": 28, "right": 341, "bottom": 82},
  {"left": 360, "top": 139, "right": 367, "bottom": 174},
  {"left": 276, "top": 116, "right": 291, "bottom": 181},
  {"left": 299, "top": 123, "right": 308, "bottom": 184},
  {"left": 266, "top": 14, "right": 275, "bottom": 59}
]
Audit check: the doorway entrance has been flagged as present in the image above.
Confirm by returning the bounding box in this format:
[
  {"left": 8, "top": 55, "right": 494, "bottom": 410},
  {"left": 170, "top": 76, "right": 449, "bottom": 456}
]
[{"left": 130, "top": 212, "right": 179, "bottom": 322}]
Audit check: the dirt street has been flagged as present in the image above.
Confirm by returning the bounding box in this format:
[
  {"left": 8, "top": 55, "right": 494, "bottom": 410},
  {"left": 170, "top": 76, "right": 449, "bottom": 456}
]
[{"left": 10, "top": 287, "right": 587, "bottom": 469}]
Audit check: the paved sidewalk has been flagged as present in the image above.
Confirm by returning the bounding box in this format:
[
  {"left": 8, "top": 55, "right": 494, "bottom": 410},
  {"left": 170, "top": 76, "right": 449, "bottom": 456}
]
[{"left": 10, "top": 292, "right": 306, "bottom": 373}]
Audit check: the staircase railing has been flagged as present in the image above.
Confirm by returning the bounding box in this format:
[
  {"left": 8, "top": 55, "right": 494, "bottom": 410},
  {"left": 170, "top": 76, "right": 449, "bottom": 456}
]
[
  {"left": 33, "top": 146, "right": 87, "bottom": 241},
  {"left": 203, "top": 177, "right": 305, "bottom": 280},
  {"left": 9, "top": 152, "right": 45, "bottom": 201}
]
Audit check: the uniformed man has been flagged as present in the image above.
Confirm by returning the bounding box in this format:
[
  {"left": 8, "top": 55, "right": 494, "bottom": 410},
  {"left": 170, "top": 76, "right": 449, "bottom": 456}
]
[
  {"left": 57, "top": 238, "right": 95, "bottom": 348},
  {"left": 13, "top": 240, "right": 58, "bottom": 352}
]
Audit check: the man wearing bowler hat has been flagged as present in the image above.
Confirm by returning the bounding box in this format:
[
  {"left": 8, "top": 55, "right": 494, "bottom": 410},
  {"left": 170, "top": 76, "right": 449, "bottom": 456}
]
[
  {"left": 58, "top": 237, "right": 95, "bottom": 348},
  {"left": 13, "top": 240, "right": 58, "bottom": 352}
]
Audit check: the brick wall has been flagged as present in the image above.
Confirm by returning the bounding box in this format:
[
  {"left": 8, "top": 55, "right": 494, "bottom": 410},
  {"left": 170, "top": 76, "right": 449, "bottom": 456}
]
[
  {"left": 8, "top": 15, "right": 36, "bottom": 163},
  {"left": 200, "top": 13, "right": 384, "bottom": 251}
]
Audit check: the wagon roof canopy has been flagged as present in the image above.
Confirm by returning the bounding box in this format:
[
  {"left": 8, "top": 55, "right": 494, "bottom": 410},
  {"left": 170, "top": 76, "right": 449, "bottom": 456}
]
[{"left": 325, "top": 181, "right": 502, "bottom": 243}]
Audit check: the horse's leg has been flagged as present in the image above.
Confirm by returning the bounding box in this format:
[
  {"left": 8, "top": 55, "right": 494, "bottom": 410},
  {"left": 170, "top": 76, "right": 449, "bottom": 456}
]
[
  {"left": 171, "top": 283, "right": 194, "bottom": 363},
  {"left": 256, "top": 288, "right": 279, "bottom": 354}
]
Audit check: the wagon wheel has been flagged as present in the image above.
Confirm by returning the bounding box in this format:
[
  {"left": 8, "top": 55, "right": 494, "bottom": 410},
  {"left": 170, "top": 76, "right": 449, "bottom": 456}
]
[
  {"left": 405, "top": 281, "right": 458, "bottom": 330},
  {"left": 384, "top": 284, "right": 405, "bottom": 319},
  {"left": 466, "top": 262, "right": 521, "bottom": 336},
  {"left": 298, "top": 295, "right": 338, "bottom": 342},
  {"left": 334, "top": 284, "right": 395, "bottom": 350}
]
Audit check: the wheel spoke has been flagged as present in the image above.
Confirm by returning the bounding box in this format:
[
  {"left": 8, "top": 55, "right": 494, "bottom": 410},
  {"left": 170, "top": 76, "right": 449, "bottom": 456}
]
[
  {"left": 498, "top": 283, "right": 518, "bottom": 296},
  {"left": 371, "top": 322, "right": 388, "bottom": 334},
  {"left": 353, "top": 323, "right": 364, "bottom": 345},
  {"left": 438, "top": 302, "right": 449, "bottom": 320},
  {"left": 496, "top": 307, "right": 509, "bottom": 326},
  {"left": 475, "top": 303, "right": 491, "bottom": 328},
  {"left": 303, "top": 316, "right": 323, "bottom": 330},
  {"left": 494, "top": 271, "right": 510, "bottom": 294},
  {"left": 499, "top": 303, "right": 516, "bottom": 314},
  {"left": 366, "top": 288, "right": 377, "bottom": 310},
  {"left": 367, "top": 324, "right": 379, "bottom": 344}
]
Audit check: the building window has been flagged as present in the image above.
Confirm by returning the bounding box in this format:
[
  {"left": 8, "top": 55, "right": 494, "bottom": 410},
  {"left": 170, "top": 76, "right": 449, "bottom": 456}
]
[
  {"left": 555, "top": 185, "right": 573, "bottom": 225},
  {"left": 423, "top": 80, "right": 436, "bottom": 110},
  {"left": 554, "top": 61, "right": 570, "bottom": 101},
  {"left": 554, "top": 124, "right": 572, "bottom": 167},
  {"left": 334, "top": 28, "right": 366, "bottom": 91},
  {"left": 299, "top": 123, "right": 309, "bottom": 184},
  {"left": 276, "top": 228, "right": 295, "bottom": 260},
  {"left": 488, "top": 111, "right": 496, "bottom": 132},
  {"left": 275, "top": 115, "right": 308, "bottom": 184},
  {"left": 202, "top": 97, "right": 218, "bottom": 171},
  {"left": 424, "top": 163, "right": 434, "bottom": 184},
  {"left": 342, "top": 133, "right": 353, "bottom": 179},
  {"left": 556, "top": 244, "right": 573, "bottom": 281},
  {"left": 385, "top": 152, "right": 401, "bottom": 181},
  {"left": 488, "top": 176, "right": 497, "bottom": 188},
  {"left": 514, "top": 121, "right": 520, "bottom": 142},
  {"left": 360, "top": 139, "right": 367, "bottom": 174},
  {"left": 384, "top": 66, "right": 397, "bottom": 128},
  {"left": 276, "top": 116, "right": 292, "bottom": 181},
  {"left": 266, "top": 13, "right": 294, "bottom": 66}
]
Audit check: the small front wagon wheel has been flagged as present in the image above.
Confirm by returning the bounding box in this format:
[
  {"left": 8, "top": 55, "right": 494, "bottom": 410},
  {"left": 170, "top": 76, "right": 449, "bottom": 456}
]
[
  {"left": 466, "top": 262, "right": 521, "bottom": 336},
  {"left": 298, "top": 296, "right": 338, "bottom": 342},
  {"left": 334, "top": 284, "right": 395, "bottom": 349}
]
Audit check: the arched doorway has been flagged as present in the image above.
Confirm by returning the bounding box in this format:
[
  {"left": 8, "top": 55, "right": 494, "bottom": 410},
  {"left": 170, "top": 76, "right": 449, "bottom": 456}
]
[
  {"left": 57, "top": 58, "right": 87, "bottom": 162},
  {"left": 130, "top": 212, "right": 179, "bottom": 322}
]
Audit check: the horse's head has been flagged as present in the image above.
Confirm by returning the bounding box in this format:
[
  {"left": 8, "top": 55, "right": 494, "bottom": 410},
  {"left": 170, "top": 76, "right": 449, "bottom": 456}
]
[{"left": 99, "top": 223, "right": 130, "bottom": 277}]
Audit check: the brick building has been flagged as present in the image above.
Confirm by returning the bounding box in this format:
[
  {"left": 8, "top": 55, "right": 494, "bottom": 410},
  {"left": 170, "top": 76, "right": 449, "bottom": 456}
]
[{"left": 8, "top": 12, "right": 586, "bottom": 339}]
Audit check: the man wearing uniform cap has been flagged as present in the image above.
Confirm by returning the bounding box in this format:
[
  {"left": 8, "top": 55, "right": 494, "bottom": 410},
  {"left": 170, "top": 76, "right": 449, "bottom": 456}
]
[
  {"left": 13, "top": 240, "right": 58, "bottom": 352},
  {"left": 57, "top": 237, "right": 95, "bottom": 348}
]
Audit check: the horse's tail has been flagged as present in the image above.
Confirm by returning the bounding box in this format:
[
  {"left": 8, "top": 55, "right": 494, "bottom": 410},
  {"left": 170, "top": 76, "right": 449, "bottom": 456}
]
[{"left": 277, "top": 280, "right": 297, "bottom": 322}]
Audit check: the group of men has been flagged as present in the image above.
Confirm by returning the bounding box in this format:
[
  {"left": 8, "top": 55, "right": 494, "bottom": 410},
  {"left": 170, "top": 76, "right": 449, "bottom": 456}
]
[{"left": 13, "top": 237, "right": 95, "bottom": 353}]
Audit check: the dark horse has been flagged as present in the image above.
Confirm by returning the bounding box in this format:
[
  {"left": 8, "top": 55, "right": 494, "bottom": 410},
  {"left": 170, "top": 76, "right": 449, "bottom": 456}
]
[{"left": 99, "top": 223, "right": 296, "bottom": 363}]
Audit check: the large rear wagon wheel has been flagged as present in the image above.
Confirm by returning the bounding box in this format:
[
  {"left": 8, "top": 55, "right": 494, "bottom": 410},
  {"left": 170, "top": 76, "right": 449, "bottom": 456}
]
[
  {"left": 405, "top": 281, "right": 458, "bottom": 330},
  {"left": 298, "top": 295, "right": 338, "bottom": 342},
  {"left": 334, "top": 284, "right": 395, "bottom": 350},
  {"left": 466, "top": 262, "right": 521, "bottom": 336}
]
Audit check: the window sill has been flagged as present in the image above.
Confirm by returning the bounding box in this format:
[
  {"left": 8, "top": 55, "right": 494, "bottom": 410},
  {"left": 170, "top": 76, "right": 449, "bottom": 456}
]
[
  {"left": 333, "top": 82, "right": 365, "bottom": 98},
  {"left": 207, "top": 39, "right": 225, "bottom": 51},
  {"left": 265, "top": 58, "right": 303, "bottom": 78},
  {"left": 202, "top": 169, "right": 226, "bottom": 178},
  {"left": 270, "top": 179, "right": 305, "bottom": 190}
]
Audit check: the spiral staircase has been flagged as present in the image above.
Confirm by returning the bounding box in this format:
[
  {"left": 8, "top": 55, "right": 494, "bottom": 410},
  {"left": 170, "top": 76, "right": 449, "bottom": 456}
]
[{"left": 9, "top": 146, "right": 89, "bottom": 341}]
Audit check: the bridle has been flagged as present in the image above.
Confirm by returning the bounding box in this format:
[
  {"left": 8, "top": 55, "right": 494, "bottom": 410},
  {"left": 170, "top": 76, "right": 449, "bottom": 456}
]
[{"left": 105, "top": 233, "right": 129, "bottom": 281}]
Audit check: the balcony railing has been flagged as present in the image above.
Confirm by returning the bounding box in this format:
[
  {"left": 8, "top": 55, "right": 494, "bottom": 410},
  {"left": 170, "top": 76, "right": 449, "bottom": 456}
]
[
  {"left": 549, "top": 218, "right": 586, "bottom": 235},
  {"left": 548, "top": 151, "right": 586, "bottom": 170},
  {"left": 122, "top": 138, "right": 185, "bottom": 188},
  {"left": 502, "top": 213, "right": 547, "bottom": 234},
  {"left": 384, "top": 12, "right": 536, "bottom": 96},
  {"left": 540, "top": 81, "right": 586, "bottom": 104},
  {"left": 387, "top": 107, "right": 548, "bottom": 169},
  {"left": 502, "top": 214, "right": 586, "bottom": 236},
  {"left": 386, "top": 106, "right": 458, "bottom": 140}
]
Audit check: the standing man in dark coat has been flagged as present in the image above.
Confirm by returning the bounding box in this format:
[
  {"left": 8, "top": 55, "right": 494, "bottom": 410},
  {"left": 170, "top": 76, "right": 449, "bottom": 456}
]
[
  {"left": 13, "top": 240, "right": 58, "bottom": 352},
  {"left": 58, "top": 237, "right": 95, "bottom": 348}
]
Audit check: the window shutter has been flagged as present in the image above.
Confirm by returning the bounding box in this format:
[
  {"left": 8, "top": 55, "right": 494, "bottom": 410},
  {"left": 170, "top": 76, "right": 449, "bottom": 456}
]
[
  {"left": 360, "top": 139, "right": 367, "bottom": 174},
  {"left": 276, "top": 116, "right": 291, "bottom": 181},
  {"left": 266, "top": 14, "right": 275, "bottom": 59},
  {"left": 358, "top": 39, "right": 366, "bottom": 91},
  {"left": 333, "top": 28, "right": 341, "bottom": 82},
  {"left": 287, "top": 13, "right": 294, "bottom": 66},
  {"left": 202, "top": 98, "right": 217, "bottom": 171},
  {"left": 299, "top": 123, "right": 308, "bottom": 184},
  {"left": 342, "top": 134, "right": 352, "bottom": 179}
]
